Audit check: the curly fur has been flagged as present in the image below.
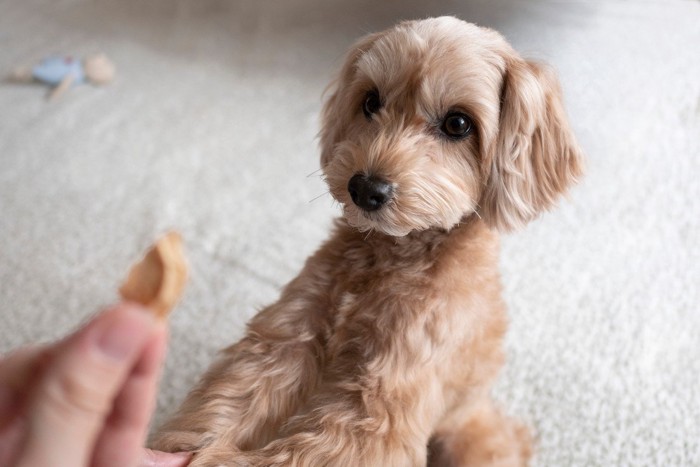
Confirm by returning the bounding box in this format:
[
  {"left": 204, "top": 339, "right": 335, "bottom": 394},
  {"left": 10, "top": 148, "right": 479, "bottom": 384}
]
[{"left": 151, "top": 17, "right": 583, "bottom": 466}]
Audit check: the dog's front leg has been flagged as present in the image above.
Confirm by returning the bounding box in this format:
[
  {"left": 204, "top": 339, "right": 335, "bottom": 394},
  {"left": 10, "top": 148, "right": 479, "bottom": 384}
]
[
  {"left": 190, "top": 383, "right": 436, "bottom": 467},
  {"left": 152, "top": 335, "right": 322, "bottom": 454},
  {"left": 190, "top": 398, "right": 428, "bottom": 467},
  {"left": 151, "top": 267, "right": 332, "bottom": 454}
]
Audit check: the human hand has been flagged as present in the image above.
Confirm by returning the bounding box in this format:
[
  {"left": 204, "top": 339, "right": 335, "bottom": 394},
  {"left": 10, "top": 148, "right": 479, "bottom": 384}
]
[{"left": 0, "top": 303, "right": 191, "bottom": 467}]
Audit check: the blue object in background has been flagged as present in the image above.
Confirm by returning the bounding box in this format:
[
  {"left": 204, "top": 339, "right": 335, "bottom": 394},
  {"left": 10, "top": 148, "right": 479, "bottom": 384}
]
[{"left": 31, "top": 56, "right": 85, "bottom": 86}]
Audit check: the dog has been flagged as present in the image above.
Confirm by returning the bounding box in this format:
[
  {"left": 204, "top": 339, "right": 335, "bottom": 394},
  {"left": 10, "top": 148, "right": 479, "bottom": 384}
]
[{"left": 152, "top": 16, "right": 584, "bottom": 466}]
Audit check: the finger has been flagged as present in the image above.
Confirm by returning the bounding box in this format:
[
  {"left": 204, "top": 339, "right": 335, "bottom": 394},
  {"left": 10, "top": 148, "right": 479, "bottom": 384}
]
[
  {"left": 0, "top": 345, "right": 50, "bottom": 429},
  {"left": 0, "top": 345, "right": 47, "bottom": 390},
  {"left": 92, "top": 324, "right": 168, "bottom": 467},
  {"left": 0, "top": 418, "right": 25, "bottom": 467},
  {"left": 139, "top": 449, "right": 192, "bottom": 467},
  {"left": 15, "top": 304, "right": 158, "bottom": 467}
]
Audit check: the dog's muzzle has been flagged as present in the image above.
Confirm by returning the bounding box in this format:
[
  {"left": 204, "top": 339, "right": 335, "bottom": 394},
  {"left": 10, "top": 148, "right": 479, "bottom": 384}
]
[{"left": 347, "top": 173, "right": 393, "bottom": 212}]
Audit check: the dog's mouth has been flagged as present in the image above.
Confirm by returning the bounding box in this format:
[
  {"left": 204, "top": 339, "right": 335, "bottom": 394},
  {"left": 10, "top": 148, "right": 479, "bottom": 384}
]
[{"left": 344, "top": 204, "right": 405, "bottom": 237}]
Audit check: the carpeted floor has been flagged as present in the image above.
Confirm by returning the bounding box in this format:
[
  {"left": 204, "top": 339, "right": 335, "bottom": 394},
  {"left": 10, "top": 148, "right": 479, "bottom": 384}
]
[{"left": 1, "top": 1, "right": 698, "bottom": 465}]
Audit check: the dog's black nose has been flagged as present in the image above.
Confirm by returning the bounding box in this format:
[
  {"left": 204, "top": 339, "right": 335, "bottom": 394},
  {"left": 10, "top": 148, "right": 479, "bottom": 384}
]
[{"left": 347, "top": 173, "right": 393, "bottom": 212}]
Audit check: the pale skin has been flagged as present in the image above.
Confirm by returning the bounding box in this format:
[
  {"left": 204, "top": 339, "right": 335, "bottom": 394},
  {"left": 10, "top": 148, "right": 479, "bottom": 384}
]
[{"left": 0, "top": 303, "right": 192, "bottom": 467}]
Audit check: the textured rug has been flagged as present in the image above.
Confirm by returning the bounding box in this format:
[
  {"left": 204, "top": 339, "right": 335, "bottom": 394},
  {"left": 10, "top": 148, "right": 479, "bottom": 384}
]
[{"left": 1, "top": 1, "right": 698, "bottom": 465}]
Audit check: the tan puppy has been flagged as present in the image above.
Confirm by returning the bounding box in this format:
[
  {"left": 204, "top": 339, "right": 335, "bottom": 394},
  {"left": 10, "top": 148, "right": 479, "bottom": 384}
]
[{"left": 152, "top": 17, "right": 583, "bottom": 466}]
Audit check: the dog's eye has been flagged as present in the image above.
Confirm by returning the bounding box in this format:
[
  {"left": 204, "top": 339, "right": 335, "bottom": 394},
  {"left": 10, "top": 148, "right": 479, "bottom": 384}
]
[
  {"left": 441, "top": 112, "right": 474, "bottom": 139},
  {"left": 362, "top": 90, "right": 382, "bottom": 119}
]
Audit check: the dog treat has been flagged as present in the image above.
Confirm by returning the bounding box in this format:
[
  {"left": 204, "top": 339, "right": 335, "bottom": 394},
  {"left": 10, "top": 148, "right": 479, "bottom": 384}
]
[{"left": 119, "top": 232, "right": 188, "bottom": 318}]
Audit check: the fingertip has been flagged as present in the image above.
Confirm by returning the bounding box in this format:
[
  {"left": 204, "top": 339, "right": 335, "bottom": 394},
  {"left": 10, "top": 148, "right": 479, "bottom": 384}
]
[
  {"left": 132, "top": 318, "right": 168, "bottom": 377},
  {"left": 104, "top": 302, "right": 159, "bottom": 327},
  {"left": 141, "top": 448, "right": 192, "bottom": 467},
  {"left": 169, "top": 451, "right": 193, "bottom": 467},
  {"left": 112, "top": 300, "right": 171, "bottom": 336},
  {"left": 115, "top": 300, "right": 152, "bottom": 315},
  {"left": 94, "top": 307, "right": 157, "bottom": 361},
  {"left": 166, "top": 451, "right": 193, "bottom": 467}
]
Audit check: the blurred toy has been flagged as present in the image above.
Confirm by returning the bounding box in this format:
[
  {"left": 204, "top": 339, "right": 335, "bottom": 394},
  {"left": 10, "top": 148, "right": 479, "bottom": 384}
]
[{"left": 8, "top": 53, "right": 115, "bottom": 100}]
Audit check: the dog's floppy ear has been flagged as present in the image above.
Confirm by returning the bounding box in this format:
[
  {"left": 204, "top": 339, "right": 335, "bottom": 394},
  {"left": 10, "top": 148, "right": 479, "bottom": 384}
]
[
  {"left": 480, "top": 56, "right": 584, "bottom": 232},
  {"left": 320, "top": 32, "right": 384, "bottom": 167}
]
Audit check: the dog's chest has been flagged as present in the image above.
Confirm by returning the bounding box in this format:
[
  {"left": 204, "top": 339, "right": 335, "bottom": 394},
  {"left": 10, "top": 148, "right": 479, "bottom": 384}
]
[{"left": 321, "top": 240, "right": 454, "bottom": 362}]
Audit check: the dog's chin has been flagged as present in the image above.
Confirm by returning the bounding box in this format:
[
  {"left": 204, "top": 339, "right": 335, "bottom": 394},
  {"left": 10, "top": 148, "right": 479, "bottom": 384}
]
[
  {"left": 342, "top": 205, "right": 411, "bottom": 237},
  {"left": 342, "top": 204, "right": 467, "bottom": 238},
  {"left": 349, "top": 218, "right": 414, "bottom": 238}
]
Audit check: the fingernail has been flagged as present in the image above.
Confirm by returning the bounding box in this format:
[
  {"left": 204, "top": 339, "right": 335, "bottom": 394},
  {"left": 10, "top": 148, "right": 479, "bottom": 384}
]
[{"left": 95, "top": 306, "right": 156, "bottom": 360}]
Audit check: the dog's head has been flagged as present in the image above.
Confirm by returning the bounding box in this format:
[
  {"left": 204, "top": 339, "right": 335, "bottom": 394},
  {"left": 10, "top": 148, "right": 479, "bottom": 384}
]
[{"left": 320, "top": 17, "right": 584, "bottom": 236}]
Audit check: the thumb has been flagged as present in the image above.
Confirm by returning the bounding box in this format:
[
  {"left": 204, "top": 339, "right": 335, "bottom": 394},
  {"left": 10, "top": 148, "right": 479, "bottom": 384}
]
[{"left": 15, "top": 305, "right": 158, "bottom": 467}]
